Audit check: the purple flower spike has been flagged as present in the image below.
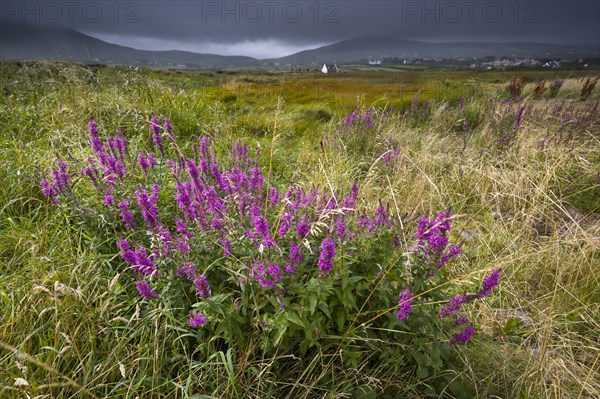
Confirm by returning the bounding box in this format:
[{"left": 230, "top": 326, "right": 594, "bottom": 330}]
[
  {"left": 88, "top": 120, "right": 103, "bottom": 154},
  {"left": 450, "top": 324, "right": 475, "bottom": 344},
  {"left": 103, "top": 189, "right": 114, "bottom": 206},
  {"left": 438, "top": 294, "right": 468, "bottom": 318},
  {"left": 52, "top": 160, "right": 71, "bottom": 191},
  {"left": 396, "top": 288, "right": 414, "bottom": 322},
  {"left": 135, "top": 280, "right": 158, "bottom": 300},
  {"left": 189, "top": 312, "right": 207, "bottom": 327},
  {"left": 289, "top": 242, "right": 303, "bottom": 264},
  {"left": 193, "top": 274, "right": 212, "bottom": 299},
  {"left": 40, "top": 179, "right": 59, "bottom": 203},
  {"left": 296, "top": 217, "right": 310, "bottom": 239},
  {"left": 138, "top": 153, "right": 150, "bottom": 173},
  {"left": 117, "top": 200, "right": 136, "bottom": 229},
  {"left": 317, "top": 238, "right": 336, "bottom": 275},
  {"left": 151, "top": 117, "right": 164, "bottom": 151},
  {"left": 163, "top": 117, "right": 175, "bottom": 140},
  {"left": 136, "top": 188, "right": 160, "bottom": 229},
  {"left": 478, "top": 268, "right": 501, "bottom": 298},
  {"left": 268, "top": 187, "right": 280, "bottom": 206}
]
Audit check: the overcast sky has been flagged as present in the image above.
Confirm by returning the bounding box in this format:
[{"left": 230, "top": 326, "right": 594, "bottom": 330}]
[{"left": 2, "top": 0, "right": 599, "bottom": 58}]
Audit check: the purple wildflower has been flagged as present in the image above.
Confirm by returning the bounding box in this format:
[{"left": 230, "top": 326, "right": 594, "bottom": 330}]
[
  {"left": 370, "top": 205, "right": 390, "bottom": 231},
  {"left": 478, "top": 268, "right": 501, "bottom": 298},
  {"left": 514, "top": 106, "right": 525, "bottom": 132},
  {"left": 278, "top": 213, "right": 293, "bottom": 236},
  {"left": 252, "top": 261, "right": 275, "bottom": 288},
  {"left": 412, "top": 96, "right": 419, "bottom": 108},
  {"left": 358, "top": 214, "right": 370, "bottom": 229},
  {"left": 176, "top": 218, "right": 192, "bottom": 237},
  {"left": 112, "top": 130, "right": 128, "bottom": 158},
  {"left": 221, "top": 239, "right": 232, "bottom": 257},
  {"left": 117, "top": 200, "right": 135, "bottom": 229},
  {"left": 177, "top": 240, "right": 190, "bottom": 255},
  {"left": 289, "top": 242, "right": 303, "bottom": 263},
  {"left": 249, "top": 167, "right": 264, "bottom": 191},
  {"left": 135, "top": 280, "right": 158, "bottom": 300},
  {"left": 341, "top": 183, "right": 359, "bottom": 212},
  {"left": 317, "top": 238, "right": 336, "bottom": 275},
  {"left": 156, "top": 224, "right": 174, "bottom": 255},
  {"left": 136, "top": 187, "right": 159, "bottom": 229},
  {"left": 267, "top": 263, "right": 282, "bottom": 282},
  {"left": 268, "top": 187, "right": 280, "bottom": 206},
  {"left": 251, "top": 210, "right": 273, "bottom": 247},
  {"left": 334, "top": 218, "right": 347, "bottom": 240},
  {"left": 438, "top": 294, "right": 468, "bottom": 318},
  {"left": 88, "top": 121, "right": 103, "bottom": 154},
  {"left": 117, "top": 239, "right": 137, "bottom": 265},
  {"left": 199, "top": 137, "right": 212, "bottom": 163},
  {"left": 193, "top": 274, "right": 211, "bottom": 299},
  {"left": 132, "top": 246, "right": 157, "bottom": 275},
  {"left": 40, "top": 179, "right": 58, "bottom": 203},
  {"left": 450, "top": 324, "right": 475, "bottom": 344},
  {"left": 175, "top": 181, "right": 197, "bottom": 220},
  {"left": 163, "top": 117, "right": 175, "bottom": 140},
  {"left": 80, "top": 159, "right": 99, "bottom": 186},
  {"left": 138, "top": 153, "right": 150, "bottom": 173},
  {"left": 396, "top": 288, "right": 414, "bottom": 322},
  {"left": 296, "top": 217, "right": 310, "bottom": 239},
  {"left": 103, "top": 189, "right": 114, "bottom": 206},
  {"left": 177, "top": 261, "right": 197, "bottom": 279},
  {"left": 416, "top": 211, "right": 460, "bottom": 269},
  {"left": 189, "top": 312, "right": 207, "bottom": 327},
  {"left": 151, "top": 117, "right": 163, "bottom": 151},
  {"left": 53, "top": 160, "right": 71, "bottom": 191},
  {"left": 283, "top": 262, "right": 296, "bottom": 275},
  {"left": 167, "top": 159, "right": 178, "bottom": 175}
]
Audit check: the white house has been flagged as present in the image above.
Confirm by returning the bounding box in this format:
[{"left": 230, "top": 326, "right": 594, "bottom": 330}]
[{"left": 321, "top": 64, "right": 339, "bottom": 73}]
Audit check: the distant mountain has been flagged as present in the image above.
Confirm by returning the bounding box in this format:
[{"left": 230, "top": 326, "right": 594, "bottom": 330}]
[
  {"left": 272, "top": 36, "right": 599, "bottom": 64},
  {"left": 0, "top": 24, "right": 258, "bottom": 68},
  {"left": 2, "top": 25, "right": 598, "bottom": 68}
]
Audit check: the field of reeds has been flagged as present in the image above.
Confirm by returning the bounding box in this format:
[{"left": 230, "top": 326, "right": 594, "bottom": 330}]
[{"left": 1, "top": 61, "right": 599, "bottom": 398}]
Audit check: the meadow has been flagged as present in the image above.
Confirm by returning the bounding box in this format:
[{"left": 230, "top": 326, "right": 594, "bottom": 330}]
[{"left": 0, "top": 61, "right": 599, "bottom": 398}]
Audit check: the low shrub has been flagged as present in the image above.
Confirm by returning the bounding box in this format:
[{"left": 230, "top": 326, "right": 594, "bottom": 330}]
[{"left": 40, "top": 117, "right": 501, "bottom": 388}]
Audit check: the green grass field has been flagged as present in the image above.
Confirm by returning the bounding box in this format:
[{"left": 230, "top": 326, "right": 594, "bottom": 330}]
[{"left": 1, "top": 61, "right": 599, "bottom": 398}]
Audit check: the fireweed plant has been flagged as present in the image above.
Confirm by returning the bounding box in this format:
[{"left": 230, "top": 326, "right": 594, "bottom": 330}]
[{"left": 40, "top": 117, "right": 500, "bottom": 374}]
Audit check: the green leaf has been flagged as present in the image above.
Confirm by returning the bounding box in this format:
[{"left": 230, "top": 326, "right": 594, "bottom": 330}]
[
  {"left": 273, "top": 322, "right": 288, "bottom": 347},
  {"left": 318, "top": 302, "right": 331, "bottom": 318},
  {"left": 416, "top": 365, "right": 429, "bottom": 379},
  {"left": 309, "top": 294, "right": 317, "bottom": 315},
  {"left": 336, "top": 311, "right": 346, "bottom": 330},
  {"left": 448, "top": 379, "right": 470, "bottom": 399},
  {"left": 348, "top": 275, "right": 364, "bottom": 285},
  {"left": 352, "top": 384, "right": 376, "bottom": 399},
  {"left": 285, "top": 311, "right": 305, "bottom": 328},
  {"left": 343, "top": 349, "right": 362, "bottom": 368}
]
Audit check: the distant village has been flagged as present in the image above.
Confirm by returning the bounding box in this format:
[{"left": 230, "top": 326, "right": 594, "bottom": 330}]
[
  {"left": 352, "top": 56, "right": 596, "bottom": 71},
  {"left": 257, "top": 56, "right": 598, "bottom": 73}
]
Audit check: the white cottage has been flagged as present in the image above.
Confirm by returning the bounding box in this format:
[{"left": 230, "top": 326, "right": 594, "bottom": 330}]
[{"left": 321, "top": 64, "right": 339, "bottom": 73}]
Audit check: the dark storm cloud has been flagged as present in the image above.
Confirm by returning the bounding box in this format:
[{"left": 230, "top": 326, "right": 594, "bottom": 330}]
[{"left": 2, "top": 1, "right": 599, "bottom": 57}]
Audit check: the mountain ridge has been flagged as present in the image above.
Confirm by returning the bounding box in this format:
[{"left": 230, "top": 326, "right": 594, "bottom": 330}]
[{"left": 2, "top": 24, "right": 598, "bottom": 68}]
